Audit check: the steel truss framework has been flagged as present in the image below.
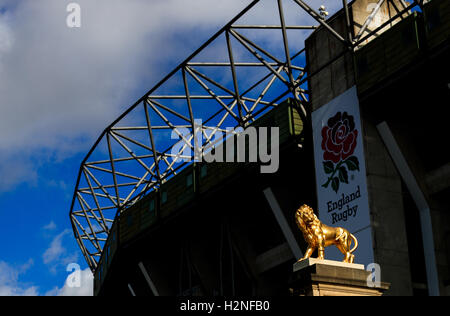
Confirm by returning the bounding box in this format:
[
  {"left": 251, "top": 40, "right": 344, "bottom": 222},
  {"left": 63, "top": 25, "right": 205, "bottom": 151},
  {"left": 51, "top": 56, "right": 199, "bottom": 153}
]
[{"left": 69, "top": 0, "right": 424, "bottom": 271}]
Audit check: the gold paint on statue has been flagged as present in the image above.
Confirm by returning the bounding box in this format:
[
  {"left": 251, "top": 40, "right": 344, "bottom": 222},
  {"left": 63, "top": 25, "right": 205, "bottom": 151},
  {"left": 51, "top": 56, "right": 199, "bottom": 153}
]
[{"left": 295, "top": 205, "right": 358, "bottom": 263}]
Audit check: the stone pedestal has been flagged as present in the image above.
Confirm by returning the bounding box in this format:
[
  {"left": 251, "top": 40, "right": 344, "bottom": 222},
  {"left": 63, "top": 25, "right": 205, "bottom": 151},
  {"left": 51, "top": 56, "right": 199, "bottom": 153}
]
[{"left": 289, "top": 258, "right": 390, "bottom": 296}]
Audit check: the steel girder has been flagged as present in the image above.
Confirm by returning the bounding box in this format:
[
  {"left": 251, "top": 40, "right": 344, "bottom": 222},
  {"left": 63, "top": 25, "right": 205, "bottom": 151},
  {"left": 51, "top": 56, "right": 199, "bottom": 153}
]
[{"left": 69, "top": 0, "right": 422, "bottom": 271}]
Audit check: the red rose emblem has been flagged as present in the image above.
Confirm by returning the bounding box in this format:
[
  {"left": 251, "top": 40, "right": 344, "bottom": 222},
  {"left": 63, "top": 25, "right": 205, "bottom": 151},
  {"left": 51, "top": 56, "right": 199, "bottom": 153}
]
[
  {"left": 320, "top": 112, "right": 360, "bottom": 193},
  {"left": 321, "top": 112, "right": 358, "bottom": 164}
]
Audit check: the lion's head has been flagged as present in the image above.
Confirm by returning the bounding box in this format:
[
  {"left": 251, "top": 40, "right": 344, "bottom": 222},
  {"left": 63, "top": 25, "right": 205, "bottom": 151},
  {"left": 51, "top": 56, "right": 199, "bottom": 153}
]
[{"left": 296, "top": 204, "right": 320, "bottom": 226}]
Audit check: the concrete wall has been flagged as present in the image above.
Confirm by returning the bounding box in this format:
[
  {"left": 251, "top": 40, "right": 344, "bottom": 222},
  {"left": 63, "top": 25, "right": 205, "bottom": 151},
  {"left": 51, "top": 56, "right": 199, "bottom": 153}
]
[
  {"left": 306, "top": 0, "right": 408, "bottom": 111},
  {"left": 305, "top": 0, "right": 450, "bottom": 292},
  {"left": 305, "top": 9, "right": 354, "bottom": 112},
  {"left": 388, "top": 120, "right": 450, "bottom": 295},
  {"left": 305, "top": 0, "right": 420, "bottom": 295},
  {"left": 362, "top": 116, "right": 413, "bottom": 295}
]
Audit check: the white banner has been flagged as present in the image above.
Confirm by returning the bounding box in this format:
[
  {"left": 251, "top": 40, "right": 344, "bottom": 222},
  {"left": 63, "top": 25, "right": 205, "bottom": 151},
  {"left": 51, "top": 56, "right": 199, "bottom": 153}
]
[{"left": 312, "top": 86, "right": 373, "bottom": 266}]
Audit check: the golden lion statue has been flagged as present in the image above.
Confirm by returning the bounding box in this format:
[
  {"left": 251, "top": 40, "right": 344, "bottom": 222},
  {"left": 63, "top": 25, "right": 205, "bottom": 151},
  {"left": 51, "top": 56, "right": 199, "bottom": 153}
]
[{"left": 295, "top": 204, "right": 358, "bottom": 263}]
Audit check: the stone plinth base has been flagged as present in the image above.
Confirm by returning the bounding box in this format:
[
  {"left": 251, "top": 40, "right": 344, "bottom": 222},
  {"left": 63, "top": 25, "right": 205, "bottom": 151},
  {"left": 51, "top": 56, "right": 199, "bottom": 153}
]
[{"left": 289, "top": 258, "right": 390, "bottom": 296}]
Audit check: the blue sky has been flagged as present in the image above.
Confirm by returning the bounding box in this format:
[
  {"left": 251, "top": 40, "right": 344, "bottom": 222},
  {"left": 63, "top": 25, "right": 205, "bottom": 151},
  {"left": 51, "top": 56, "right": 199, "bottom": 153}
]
[{"left": 0, "top": 0, "right": 340, "bottom": 295}]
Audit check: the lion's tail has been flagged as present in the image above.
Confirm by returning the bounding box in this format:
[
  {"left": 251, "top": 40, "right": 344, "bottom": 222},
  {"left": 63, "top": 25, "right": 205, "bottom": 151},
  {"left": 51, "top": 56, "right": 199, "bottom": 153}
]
[{"left": 350, "top": 233, "right": 358, "bottom": 254}]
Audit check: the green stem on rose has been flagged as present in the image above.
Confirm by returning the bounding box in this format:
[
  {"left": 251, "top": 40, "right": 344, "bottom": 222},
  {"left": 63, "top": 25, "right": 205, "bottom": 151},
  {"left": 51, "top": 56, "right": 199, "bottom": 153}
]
[{"left": 322, "top": 160, "right": 344, "bottom": 188}]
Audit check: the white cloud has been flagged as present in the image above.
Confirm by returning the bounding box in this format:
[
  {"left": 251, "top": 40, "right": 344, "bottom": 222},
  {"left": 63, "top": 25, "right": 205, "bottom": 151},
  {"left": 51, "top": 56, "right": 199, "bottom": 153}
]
[
  {"left": 0, "top": 152, "right": 38, "bottom": 191},
  {"left": 42, "top": 229, "right": 79, "bottom": 274},
  {"left": 0, "top": 0, "right": 257, "bottom": 150},
  {"left": 0, "top": 259, "right": 92, "bottom": 296},
  {"left": 0, "top": 11, "right": 12, "bottom": 54},
  {"left": 42, "top": 220, "right": 57, "bottom": 231},
  {"left": 0, "top": 0, "right": 257, "bottom": 191},
  {"left": 45, "top": 268, "right": 93, "bottom": 296},
  {"left": 42, "top": 230, "right": 70, "bottom": 264},
  {"left": 18, "top": 258, "right": 34, "bottom": 273},
  {"left": 0, "top": 0, "right": 342, "bottom": 193},
  {"left": 0, "top": 260, "right": 38, "bottom": 296}
]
